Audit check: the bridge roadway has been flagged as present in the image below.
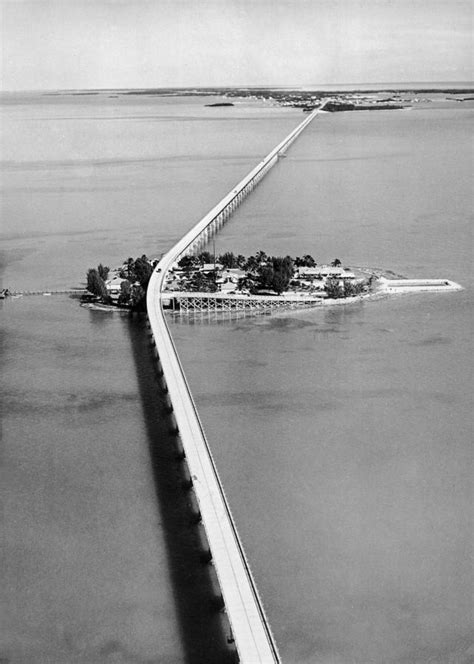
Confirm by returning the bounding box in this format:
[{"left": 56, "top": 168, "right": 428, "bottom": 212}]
[{"left": 146, "top": 104, "right": 326, "bottom": 663}]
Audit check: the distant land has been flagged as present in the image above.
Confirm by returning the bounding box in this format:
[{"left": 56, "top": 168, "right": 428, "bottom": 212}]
[{"left": 39, "top": 85, "right": 474, "bottom": 112}]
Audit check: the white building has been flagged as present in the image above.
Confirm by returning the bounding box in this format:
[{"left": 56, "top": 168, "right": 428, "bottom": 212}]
[
  {"left": 296, "top": 265, "right": 355, "bottom": 281},
  {"left": 105, "top": 277, "right": 128, "bottom": 301}
]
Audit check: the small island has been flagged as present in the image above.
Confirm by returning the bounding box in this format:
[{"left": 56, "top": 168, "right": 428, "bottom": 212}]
[
  {"left": 82, "top": 255, "right": 157, "bottom": 311},
  {"left": 82, "top": 251, "right": 373, "bottom": 311},
  {"left": 323, "top": 101, "right": 406, "bottom": 112},
  {"left": 82, "top": 249, "right": 461, "bottom": 313}
]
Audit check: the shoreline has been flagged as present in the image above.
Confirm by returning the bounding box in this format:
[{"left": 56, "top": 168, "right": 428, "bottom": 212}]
[{"left": 164, "top": 279, "right": 463, "bottom": 323}]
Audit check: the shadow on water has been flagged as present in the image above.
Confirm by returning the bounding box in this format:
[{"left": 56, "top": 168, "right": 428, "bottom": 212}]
[{"left": 126, "top": 315, "right": 236, "bottom": 664}]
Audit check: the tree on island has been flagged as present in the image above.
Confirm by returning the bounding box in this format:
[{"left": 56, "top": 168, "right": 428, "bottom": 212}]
[
  {"left": 218, "top": 251, "right": 239, "bottom": 269},
  {"left": 86, "top": 268, "right": 109, "bottom": 300},
  {"left": 244, "top": 254, "right": 259, "bottom": 273},
  {"left": 130, "top": 284, "right": 147, "bottom": 311},
  {"left": 343, "top": 281, "right": 356, "bottom": 298},
  {"left": 257, "top": 265, "right": 275, "bottom": 291},
  {"left": 197, "top": 251, "right": 213, "bottom": 265},
  {"left": 271, "top": 270, "right": 291, "bottom": 295},
  {"left": 237, "top": 276, "right": 255, "bottom": 292},
  {"left": 343, "top": 280, "right": 366, "bottom": 297},
  {"left": 331, "top": 258, "right": 342, "bottom": 267},
  {"left": 125, "top": 257, "right": 135, "bottom": 278},
  {"left": 178, "top": 255, "right": 200, "bottom": 270},
  {"left": 117, "top": 280, "right": 132, "bottom": 307},
  {"left": 97, "top": 263, "right": 110, "bottom": 281},
  {"left": 325, "top": 277, "right": 343, "bottom": 299},
  {"left": 257, "top": 256, "right": 294, "bottom": 294},
  {"left": 189, "top": 271, "right": 217, "bottom": 292},
  {"left": 133, "top": 256, "right": 153, "bottom": 288},
  {"left": 244, "top": 250, "right": 270, "bottom": 273},
  {"left": 294, "top": 254, "right": 316, "bottom": 267}
]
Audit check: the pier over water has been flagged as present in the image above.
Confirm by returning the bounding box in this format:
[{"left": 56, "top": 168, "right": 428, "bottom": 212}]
[{"left": 146, "top": 104, "right": 326, "bottom": 662}]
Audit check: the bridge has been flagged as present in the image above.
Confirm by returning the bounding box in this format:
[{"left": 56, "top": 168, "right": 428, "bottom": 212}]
[
  {"left": 164, "top": 290, "right": 326, "bottom": 313},
  {"left": 146, "top": 103, "right": 326, "bottom": 663}
]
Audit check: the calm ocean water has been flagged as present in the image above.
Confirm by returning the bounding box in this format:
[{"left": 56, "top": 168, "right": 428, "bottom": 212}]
[{"left": 1, "top": 92, "right": 473, "bottom": 663}]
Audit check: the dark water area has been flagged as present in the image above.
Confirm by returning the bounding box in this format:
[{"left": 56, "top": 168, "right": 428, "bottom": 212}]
[
  {"left": 126, "top": 318, "right": 235, "bottom": 664},
  {"left": 2, "top": 297, "right": 184, "bottom": 663}
]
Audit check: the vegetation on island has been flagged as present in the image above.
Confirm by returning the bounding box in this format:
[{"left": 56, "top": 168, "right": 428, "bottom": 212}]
[
  {"left": 86, "top": 264, "right": 110, "bottom": 300},
  {"left": 324, "top": 101, "right": 405, "bottom": 112},
  {"left": 175, "top": 250, "right": 308, "bottom": 295},
  {"left": 83, "top": 255, "right": 156, "bottom": 310},
  {"left": 170, "top": 250, "right": 371, "bottom": 298},
  {"left": 83, "top": 250, "right": 372, "bottom": 311}
]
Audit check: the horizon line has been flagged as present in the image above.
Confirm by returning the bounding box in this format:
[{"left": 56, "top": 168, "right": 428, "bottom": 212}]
[{"left": 2, "top": 80, "right": 474, "bottom": 94}]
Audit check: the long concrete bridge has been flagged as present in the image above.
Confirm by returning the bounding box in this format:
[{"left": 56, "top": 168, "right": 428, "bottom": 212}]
[{"left": 146, "top": 103, "right": 326, "bottom": 663}]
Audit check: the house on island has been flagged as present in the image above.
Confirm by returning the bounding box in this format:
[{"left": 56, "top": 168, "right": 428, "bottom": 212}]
[
  {"left": 216, "top": 268, "right": 247, "bottom": 292},
  {"left": 295, "top": 265, "right": 356, "bottom": 285},
  {"left": 105, "top": 276, "right": 127, "bottom": 301},
  {"left": 201, "top": 263, "right": 223, "bottom": 274}
]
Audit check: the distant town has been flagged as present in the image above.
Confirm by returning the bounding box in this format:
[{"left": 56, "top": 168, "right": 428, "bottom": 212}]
[
  {"left": 44, "top": 86, "right": 474, "bottom": 114},
  {"left": 220, "top": 86, "right": 474, "bottom": 112}
]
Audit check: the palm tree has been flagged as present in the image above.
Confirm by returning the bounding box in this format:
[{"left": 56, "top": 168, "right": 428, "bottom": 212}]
[
  {"left": 97, "top": 263, "right": 110, "bottom": 281},
  {"left": 244, "top": 255, "right": 259, "bottom": 272},
  {"left": 198, "top": 251, "right": 213, "bottom": 265},
  {"left": 302, "top": 254, "right": 316, "bottom": 267},
  {"left": 126, "top": 257, "right": 134, "bottom": 278},
  {"left": 219, "top": 252, "right": 237, "bottom": 269}
]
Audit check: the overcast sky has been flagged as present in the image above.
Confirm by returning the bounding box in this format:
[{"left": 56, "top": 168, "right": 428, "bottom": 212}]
[{"left": 1, "top": 0, "right": 472, "bottom": 91}]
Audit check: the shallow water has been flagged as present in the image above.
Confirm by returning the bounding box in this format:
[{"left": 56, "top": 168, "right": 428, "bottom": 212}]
[{"left": 2, "top": 93, "right": 473, "bottom": 663}]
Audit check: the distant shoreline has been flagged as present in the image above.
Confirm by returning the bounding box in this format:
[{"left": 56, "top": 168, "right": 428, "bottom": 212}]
[
  {"left": 28, "top": 85, "right": 474, "bottom": 114},
  {"left": 36, "top": 85, "right": 474, "bottom": 97}
]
